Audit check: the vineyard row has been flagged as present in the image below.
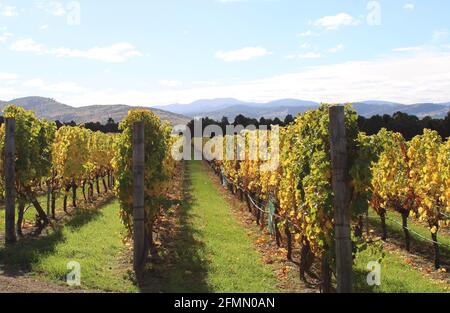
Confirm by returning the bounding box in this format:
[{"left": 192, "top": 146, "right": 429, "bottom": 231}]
[{"left": 204, "top": 104, "right": 449, "bottom": 290}]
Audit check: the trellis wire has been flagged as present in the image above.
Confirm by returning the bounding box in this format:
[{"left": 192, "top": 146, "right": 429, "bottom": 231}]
[{"left": 385, "top": 215, "right": 450, "bottom": 249}]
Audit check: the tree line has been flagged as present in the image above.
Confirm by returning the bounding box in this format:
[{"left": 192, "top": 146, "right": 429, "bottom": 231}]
[
  {"left": 2, "top": 110, "right": 449, "bottom": 138},
  {"left": 0, "top": 116, "right": 121, "bottom": 134},
  {"left": 187, "top": 111, "right": 450, "bottom": 140}
]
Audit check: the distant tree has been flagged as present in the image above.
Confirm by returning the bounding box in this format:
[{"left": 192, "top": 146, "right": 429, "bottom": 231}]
[
  {"left": 273, "top": 117, "right": 282, "bottom": 125},
  {"left": 234, "top": 114, "right": 252, "bottom": 127},
  {"left": 104, "top": 118, "right": 120, "bottom": 133},
  {"left": 259, "top": 117, "right": 268, "bottom": 126},
  {"left": 221, "top": 116, "right": 229, "bottom": 126},
  {"left": 284, "top": 114, "right": 294, "bottom": 126},
  {"left": 444, "top": 112, "right": 450, "bottom": 138},
  {"left": 186, "top": 111, "right": 450, "bottom": 140}
]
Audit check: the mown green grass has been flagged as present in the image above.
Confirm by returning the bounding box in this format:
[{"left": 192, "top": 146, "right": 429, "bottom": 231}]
[
  {"left": 352, "top": 209, "right": 449, "bottom": 293},
  {"left": 1, "top": 162, "right": 279, "bottom": 293},
  {"left": 145, "top": 161, "right": 279, "bottom": 293},
  {"left": 0, "top": 200, "right": 136, "bottom": 292},
  {"left": 353, "top": 244, "right": 448, "bottom": 293},
  {"left": 1, "top": 164, "right": 448, "bottom": 293},
  {"left": 193, "top": 161, "right": 448, "bottom": 293}
]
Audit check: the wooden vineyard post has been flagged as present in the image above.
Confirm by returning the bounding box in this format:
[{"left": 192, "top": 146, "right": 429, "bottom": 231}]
[
  {"left": 133, "top": 121, "right": 147, "bottom": 274},
  {"left": 329, "top": 106, "right": 353, "bottom": 293},
  {"left": 5, "top": 118, "right": 16, "bottom": 244}
]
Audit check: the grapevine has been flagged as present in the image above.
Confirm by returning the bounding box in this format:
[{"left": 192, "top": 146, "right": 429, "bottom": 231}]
[{"left": 113, "top": 109, "right": 176, "bottom": 249}]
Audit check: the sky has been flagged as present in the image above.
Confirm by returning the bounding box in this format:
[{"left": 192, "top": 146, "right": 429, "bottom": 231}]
[{"left": 1, "top": 0, "right": 450, "bottom": 107}]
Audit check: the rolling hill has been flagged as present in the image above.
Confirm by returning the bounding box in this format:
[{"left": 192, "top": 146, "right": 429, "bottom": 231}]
[
  {"left": 199, "top": 104, "right": 316, "bottom": 121},
  {"left": 154, "top": 98, "right": 450, "bottom": 120},
  {"left": 153, "top": 98, "right": 249, "bottom": 116},
  {"left": 0, "top": 97, "right": 190, "bottom": 125},
  {"left": 1, "top": 97, "right": 448, "bottom": 125}
]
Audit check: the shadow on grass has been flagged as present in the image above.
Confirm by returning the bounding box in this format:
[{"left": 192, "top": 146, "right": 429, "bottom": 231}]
[
  {"left": 368, "top": 215, "right": 450, "bottom": 268},
  {"left": 139, "top": 161, "right": 211, "bottom": 293},
  {"left": 0, "top": 207, "right": 103, "bottom": 277}
]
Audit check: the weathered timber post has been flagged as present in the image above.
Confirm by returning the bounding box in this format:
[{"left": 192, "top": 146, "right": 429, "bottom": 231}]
[
  {"left": 329, "top": 106, "right": 353, "bottom": 293},
  {"left": 133, "top": 121, "right": 146, "bottom": 274},
  {"left": 5, "top": 118, "right": 16, "bottom": 244}
]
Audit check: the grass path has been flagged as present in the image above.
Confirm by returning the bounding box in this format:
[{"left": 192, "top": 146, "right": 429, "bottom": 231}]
[
  {"left": 142, "top": 161, "right": 279, "bottom": 293},
  {"left": 0, "top": 199, "right": 136, "bottom": 292},
  {"left": 1, "top": 160, "right": 447, "bottom": 293},
  {"left": 188, "top": 161, "right": 279, "bottom": 292},
  {"left": 0, "top": 161, "right": 279, "bottom": 293}
]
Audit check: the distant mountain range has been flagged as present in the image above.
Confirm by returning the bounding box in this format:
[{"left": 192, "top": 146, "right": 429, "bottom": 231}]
[
  {"left": 154, "top": 98, "right": 450, "bottom": 120},
  {"left": 0, "top": 97, "right": 190, "bottom": 125},
  {"left": 153, "top": 98, "right": 319, "bottom": 118},
  {"left": 1, "top": 97, "right": 448, "bottom": 126}
]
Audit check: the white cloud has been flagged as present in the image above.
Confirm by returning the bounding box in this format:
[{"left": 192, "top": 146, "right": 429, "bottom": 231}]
[
  {"left": 159, "top": 80, "right": 183, "bottom": 88},
  {"left": 50, "top": 43, "right": 143, "bottom": 63},
  {"left": 0, "top": 86, "right": 20, "bottom": 100},
  {"left": 393, "top": 32, "right": 449, "bottom": 53},
  {"left": 40, "top": 24, "right": 49, "bottom": 31},
  {"left": 393, "top": 46, "right": 423, "bottom": 52},
  {"left": 314, "top": 13, "right": 360, "bottom": 30},
  {"left": 1, "top": 5, "right": 18, "bottom": 17},
  {"left": 329, "top": 44, "right": 344, "bottom": 53},
  {"left": 0, "top": 32, "right": 13, "bottom": 44},
  {"left": 0, "top": 72, "right": 18, "bottom": 80},
  {"left": 215, "top": 47, "right": 270, "bottom": 62},
  {"left": 404, "top": 3, "right": 415, "bottom": 11},
  {"left": 119, "top": 51, "right": 450, "bottom": 106},
  {"left": 23, "top": 78, "right": 45, "bottom": 88},
  {"left": 43, "top": 81, "right": 87, "bottom": 93},
  {"left": 10, "top": 39, "right": 143, "bottom": 63},
  {"left": 134, "top": 52, "right": 449, "bottom": 106},
  {"left": 40, "top": 52, "right": 446, "bottom": 106},
  {"left": 10, "top": 38, "right": 45, "bottom": 53},
  {"left": 4, "top": 51, "right": 450, "bottom": 107},
  {"left": 36, "top": 1, "right": 66, "bottom": 16},
  {"left": 23, "top": 78, "right": 86, "bottom": 93}
]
